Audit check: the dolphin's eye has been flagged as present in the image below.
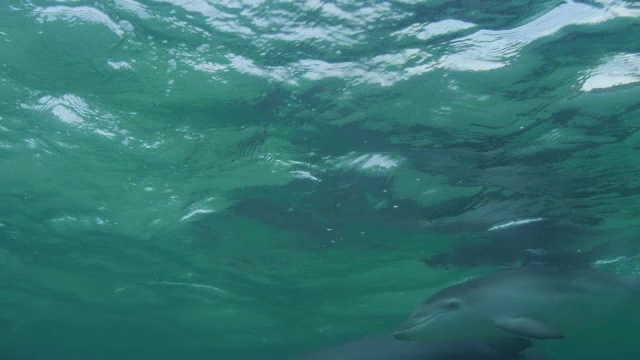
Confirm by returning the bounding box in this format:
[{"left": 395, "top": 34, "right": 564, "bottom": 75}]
[{"left": 443, "top": 299, "right": 462, "bottom": 310}]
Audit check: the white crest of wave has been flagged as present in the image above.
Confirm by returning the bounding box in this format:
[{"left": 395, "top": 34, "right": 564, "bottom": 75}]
[
  {"left": 34, "top": 6, "right": 124, "bottom": 38},
  {"left": 580, "top": 53, "right": 640, "bottom": 92}
]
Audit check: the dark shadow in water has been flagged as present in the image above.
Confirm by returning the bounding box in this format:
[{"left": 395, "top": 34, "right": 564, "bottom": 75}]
[
  {"left": 421, "top": 220, "right": 590, "bottom": 267},
  {"left": 421, "top": 220, "right": 640, "bottom": 270},
  {"left": 231, "top": 129, "right": 268, "bottom": 160},
  {"left": 227, "top": 172, "right": 420, "bottom": 249}
]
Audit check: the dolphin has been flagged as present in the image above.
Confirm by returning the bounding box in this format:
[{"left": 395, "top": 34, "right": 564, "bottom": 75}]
[
  {"left": 294, "top": 334, "right": 550, "bottom": 360},
  {"left": 393, "top": 265, "right": 640, "bottom": 351}
]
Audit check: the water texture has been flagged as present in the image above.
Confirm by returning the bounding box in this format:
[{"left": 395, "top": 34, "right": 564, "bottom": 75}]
[{"left": 1, "top": 0, "right": 640, "bottom": 359}]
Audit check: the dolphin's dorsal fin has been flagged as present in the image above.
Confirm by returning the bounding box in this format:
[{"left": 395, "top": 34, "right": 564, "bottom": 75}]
[{"left": 494, "top": 317, "right": 565, "bottom": 339}]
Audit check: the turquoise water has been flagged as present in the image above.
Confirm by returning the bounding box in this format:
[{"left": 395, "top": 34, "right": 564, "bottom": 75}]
[{"left": 1, "top": 0, "right": 640, "bottom": 358}]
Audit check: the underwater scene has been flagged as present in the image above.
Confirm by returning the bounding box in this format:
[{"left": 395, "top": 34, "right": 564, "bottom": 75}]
[{"left": 1, "top": 0, "right": 640, "bottom": 359}]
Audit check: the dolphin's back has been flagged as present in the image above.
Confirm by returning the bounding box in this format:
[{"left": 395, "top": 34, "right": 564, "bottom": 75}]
[{"left": 294, "top": 335, "right": 550, "bottom": 360}]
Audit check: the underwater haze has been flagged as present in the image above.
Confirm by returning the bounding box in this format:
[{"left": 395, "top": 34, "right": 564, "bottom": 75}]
[{"left": 1, "top": 0, "right": 640, "bottom": 359}]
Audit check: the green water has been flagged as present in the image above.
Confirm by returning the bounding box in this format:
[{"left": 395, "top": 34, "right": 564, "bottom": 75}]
[{"left": 1, "top": 0, "right": 640, "bottom": 359}]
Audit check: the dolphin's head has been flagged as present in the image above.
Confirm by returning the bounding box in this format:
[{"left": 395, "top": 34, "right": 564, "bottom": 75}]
[{"left": 393, "top": 297, "right": 471, "bottom": 341}]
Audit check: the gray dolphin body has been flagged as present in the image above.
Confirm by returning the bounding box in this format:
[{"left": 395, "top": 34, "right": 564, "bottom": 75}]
[
  {"left": 295, "top": 335, "right": 550, "bottom": 360},
  {"left": 394, "top": 266, "right": 640, "bottom": 346}
]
